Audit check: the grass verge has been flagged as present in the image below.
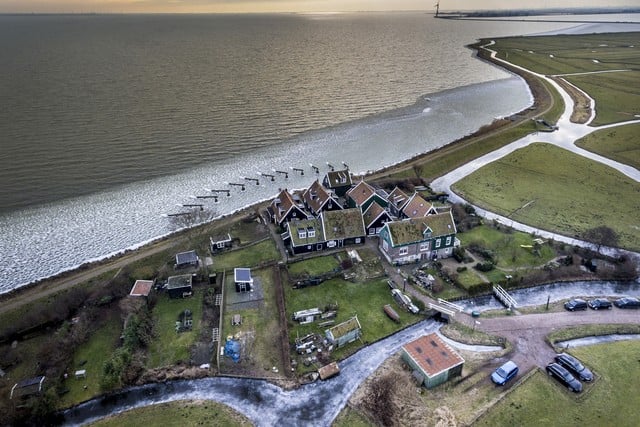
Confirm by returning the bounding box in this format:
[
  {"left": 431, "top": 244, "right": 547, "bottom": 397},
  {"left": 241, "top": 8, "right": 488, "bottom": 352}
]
[
  {"left": 146, "top": 289, "right": 205, "bottom": 368},
  {"left": 453, "top": 143, "right": 640, "bottom": 251},
  {"left": 88, "top": 399, "right": 252, "bottom": 426},
  {"left": 475, "top": 340, "right": 640, "bottom": 426}
]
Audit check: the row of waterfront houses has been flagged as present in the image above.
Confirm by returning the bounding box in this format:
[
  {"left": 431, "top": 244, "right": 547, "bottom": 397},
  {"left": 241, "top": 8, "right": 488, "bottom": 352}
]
[{"left": 266, "top": 169, "right": 459, "bottom": 264}]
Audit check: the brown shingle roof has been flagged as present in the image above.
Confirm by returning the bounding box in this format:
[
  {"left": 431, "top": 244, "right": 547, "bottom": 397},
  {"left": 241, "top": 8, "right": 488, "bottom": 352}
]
[
  {"left": 272, "top": 189, "right": 296, "bottom": 223},
  {"left": 347, "top": 180, "right": 376, "bottom": 206},
  {"left": 402, "top": 193, "right": 435, "bottom": 218},
  {"left": 303, "top": 180, "right": 336, "bottom": 214},
  {"left": 321, "top": 208, "right": 365, "bottom": 240},
  {"left": 403, "top": 333, "right": 464, "bottom": 378},
  {"left": 362, "top": 201, "right": 391, "bottom": 228},
  {"left": 386, "top": 211, "right": 455, "bottom": 246}
]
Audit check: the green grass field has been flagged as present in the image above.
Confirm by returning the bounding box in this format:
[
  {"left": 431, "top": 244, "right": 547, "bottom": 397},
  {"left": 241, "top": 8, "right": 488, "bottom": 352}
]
[
  {"left": 491, "top": 33, "right": 640, "bottom": 126},
  {"left": 452, "top": 143, "right": 640, "bottom": 251},
  {"left": 284, "top": 276, "right": 420, "bottom": 363},
  {"left": 576, "top": 123, "right": 640, "bottom": 170},
  {"left": 476, "top": 340, "right": 640, "bottom": 427},
  {"left": 59, "top": 313, "right": 122, "bottom": 408},
  {"left": 287, "top": 254, "right": 341, "bottom": 278},
  {"left": 146, "top": 289, "right": 205, "bottom": 368},
  {"left": 212, "top": 239, "right": 281, "bottom": 272},
  {"left": 88, "top": 400, "right": 252, "bottom": 427},
  {"left": 220, "top": 267, "right": 283, "bottom": 374},
  {"left": 458, "top": 225, "right": 556, "bottom": 269}
]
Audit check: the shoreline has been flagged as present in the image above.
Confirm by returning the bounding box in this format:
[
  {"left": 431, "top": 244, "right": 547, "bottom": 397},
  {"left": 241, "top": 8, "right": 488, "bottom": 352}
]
[{"left": 0, "top": 37, "right": 551, "bottom": 313}]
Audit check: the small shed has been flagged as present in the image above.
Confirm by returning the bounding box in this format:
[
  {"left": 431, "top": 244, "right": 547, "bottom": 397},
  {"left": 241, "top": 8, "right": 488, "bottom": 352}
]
[
  {"left": 166, "top": 274, "right": 193, "bottom": 298},
  {"left": 10, "top": 376, "right": 45, "bottom": 400},
  {"left": 210, "top": 233, "right": 233, "bottom": 253},
  {"left": 175, "top": 250, "right": 199, "bottom": 269},
  {"left": 234, "top": 268, "right": 253, "bottom": 293},
  {"left": 74, "top": 370, "right": 86, "bottom": 379},
  {"left": 325, "top": 316, "right": 362, "bottom": 348},
  {"left": 129, "top": 279, "right": 154, "bottom": 297},
  {"left": 318, "top": 361, "right": 341, "bottom": 380},
  {"left": 401, "top": 333, "right": 464, "bottom": 389}
]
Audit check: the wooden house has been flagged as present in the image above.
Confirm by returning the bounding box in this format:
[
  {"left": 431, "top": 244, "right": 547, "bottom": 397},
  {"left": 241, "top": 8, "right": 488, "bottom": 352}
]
[
  {"left": 282, "top": 218, "right": 324, "bottom": 255},
  {"left": 346, "top": 180, "right": 388, "bottom": 212},
  {"left": 362, "top": 201, "right": 393, "bottom": 236},
  {"left": 302, "top": 180, "right": 343, "bottom": 216},
  {"left": 401, "top": 333, "right": 464, "bottom": 389},
  {"left": 322, "top": 169, "right": 352, "bottom": 197},
  {"left": 378, "top": 211, "right": 457, "bottom": 265},
  {"left": 269, "top": 189, "right": 309, "bottom": 227},
  {"left": 401, "top": 193, "right": 437, "bottom": 218},
  {"left": 387, "top": 187, "right": 410, "bottom": 218},
  {"left": 320, "top": 208, "right": 366, "bottom": 249},
  {"left": 325, "top": 316, "right": 362, "bottom": 348},
  {"left": 166, "top": 274, "right": 193, "bottom": 298}
]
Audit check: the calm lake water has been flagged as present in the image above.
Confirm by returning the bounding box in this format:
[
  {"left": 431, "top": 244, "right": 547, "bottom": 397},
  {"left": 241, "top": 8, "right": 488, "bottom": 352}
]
[{"left": 1, "top": 13, "right": 638, "bottom": 292}]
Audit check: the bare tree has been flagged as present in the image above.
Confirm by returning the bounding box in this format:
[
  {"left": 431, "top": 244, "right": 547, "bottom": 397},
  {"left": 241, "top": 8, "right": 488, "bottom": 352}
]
[{"left": 582, "top": 226, "right": 619, "bottom": 254}]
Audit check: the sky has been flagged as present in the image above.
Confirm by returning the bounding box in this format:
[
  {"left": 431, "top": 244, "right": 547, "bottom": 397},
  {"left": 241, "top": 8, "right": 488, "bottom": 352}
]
[{"left": 0, "top": 0, "right": 637, "bottom": 14}]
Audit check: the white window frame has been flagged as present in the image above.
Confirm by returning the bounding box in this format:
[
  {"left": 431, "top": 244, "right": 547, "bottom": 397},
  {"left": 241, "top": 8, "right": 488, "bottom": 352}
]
[
  {"left": 399, "top": 247, "right": 409, "bottom": 256},
  {"left": 435, "top": 239, "right": 441, "bottom": 248},
  {"left": 446, "top": 236, "right": 452, "bottom": 246},
  {"left": 420, "top": 242, "right": 429, "bottom": 252}
]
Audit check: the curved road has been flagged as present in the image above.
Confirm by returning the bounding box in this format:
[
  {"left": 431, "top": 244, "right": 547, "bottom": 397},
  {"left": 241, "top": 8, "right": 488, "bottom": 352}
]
[{"left": 431, "top": 41, "right": 640, "bottom": 260}]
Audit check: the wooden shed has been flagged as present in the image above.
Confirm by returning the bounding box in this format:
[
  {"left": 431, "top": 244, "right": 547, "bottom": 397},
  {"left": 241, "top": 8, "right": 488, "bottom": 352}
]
[
  {"left": 166, "top": 274, "right": 193, "bottom": 299},
  {"left": 325, "top": 316, "right": 362, "bottom": 348}
]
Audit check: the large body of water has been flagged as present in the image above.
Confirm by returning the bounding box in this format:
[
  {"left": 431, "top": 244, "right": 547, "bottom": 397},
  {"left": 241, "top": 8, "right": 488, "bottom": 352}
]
[{"left": 1, "top": 13, "right": 638, "bottom": 292}]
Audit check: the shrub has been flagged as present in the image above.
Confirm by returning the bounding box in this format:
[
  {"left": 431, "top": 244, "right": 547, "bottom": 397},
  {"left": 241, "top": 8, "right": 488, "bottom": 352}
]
[{"left": 474, "top": 262, "right": 495, "bottom": 272}]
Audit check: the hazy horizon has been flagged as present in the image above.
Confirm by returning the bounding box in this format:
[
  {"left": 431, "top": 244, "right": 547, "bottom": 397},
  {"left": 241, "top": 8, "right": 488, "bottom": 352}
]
[{"left": 1, "top": 1, "right": 638, "bottom": 14}]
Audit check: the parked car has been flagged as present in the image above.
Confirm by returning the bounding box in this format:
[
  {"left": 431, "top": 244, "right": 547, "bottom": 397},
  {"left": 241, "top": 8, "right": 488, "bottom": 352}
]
[
  {"left": 555, "top": 353, "right": 593, "bottom": 382},
  {"left": 546, "top": 363, "right": 582, "bottom": 392},
  {"left": 564, "top": 299, "right": 587, "bottom": 311},
  {"left": 491, "top": 360, "right": 519, "bottom": 385},
  {"left": 613, "top": 297, "right": 640, "bottom": 309},
  {"left": 587, "top": 298, "right": 612, "bottom": 310}
]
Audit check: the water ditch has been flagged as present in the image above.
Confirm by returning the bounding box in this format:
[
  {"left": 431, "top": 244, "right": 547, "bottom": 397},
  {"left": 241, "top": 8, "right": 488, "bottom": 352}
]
[
  {"left": 457, "top": 280, "right": 640, "bottom": 313},
  {"left": 61, "top": 279, "right": 640, "bottom": 426}
]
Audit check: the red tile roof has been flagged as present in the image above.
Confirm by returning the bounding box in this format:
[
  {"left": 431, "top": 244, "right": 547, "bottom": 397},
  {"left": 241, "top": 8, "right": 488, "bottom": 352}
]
[
  {"left": 402, "top": 333, "right": 464, "bottom": 378},
  {"left": 130, "top": 280, "right": 154, "bottom": 297}
]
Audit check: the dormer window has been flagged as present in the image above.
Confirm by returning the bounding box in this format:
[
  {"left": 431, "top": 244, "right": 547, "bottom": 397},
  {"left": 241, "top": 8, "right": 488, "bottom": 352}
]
[
  {"left": 308, "top": 227, "right": 316, "bottom": 238},
  {"left": 298, "top": 229, "right": 307, "bottom": 239}
]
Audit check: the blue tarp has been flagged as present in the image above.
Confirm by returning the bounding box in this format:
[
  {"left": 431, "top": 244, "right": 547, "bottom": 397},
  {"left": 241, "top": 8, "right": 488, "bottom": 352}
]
[{"left": 224, "top": 339, "right": 241, "bottom": 363}]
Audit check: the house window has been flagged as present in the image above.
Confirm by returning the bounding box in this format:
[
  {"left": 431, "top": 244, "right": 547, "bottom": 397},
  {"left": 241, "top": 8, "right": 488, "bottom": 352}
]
[
  {"left": 327, "top": 241, "right": 336, "bottom": 248},
  {"left": 355, "top": 238, "right": 361, "bottom": 244},
  {"left": 298, "top": 229, "right": 307, "bottom": 239},
  {"left": 435, "top": 239, "right": 441, "bottom": 248},
  {"left": 308, "top": 228, "right": 316, "bottom": 238},
  {"left": 446, "top": 236, "right": 452, "bottom": 246},
  {"left": 399, "top": 247, "right": 409, "bottom": 256},
  {"left": 420, "top": 242, "right": 429, "bottom": 252}
]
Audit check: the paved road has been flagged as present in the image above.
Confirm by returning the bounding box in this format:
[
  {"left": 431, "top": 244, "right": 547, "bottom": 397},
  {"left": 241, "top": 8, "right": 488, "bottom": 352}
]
[{"left": 431, "top": 41, "right": 640, "bottom": 261}]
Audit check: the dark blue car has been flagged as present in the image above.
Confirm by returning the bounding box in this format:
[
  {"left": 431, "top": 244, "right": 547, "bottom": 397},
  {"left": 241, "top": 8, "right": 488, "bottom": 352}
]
[{"left": 491, "top": 360, "right": 519, "bottom": 385}]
